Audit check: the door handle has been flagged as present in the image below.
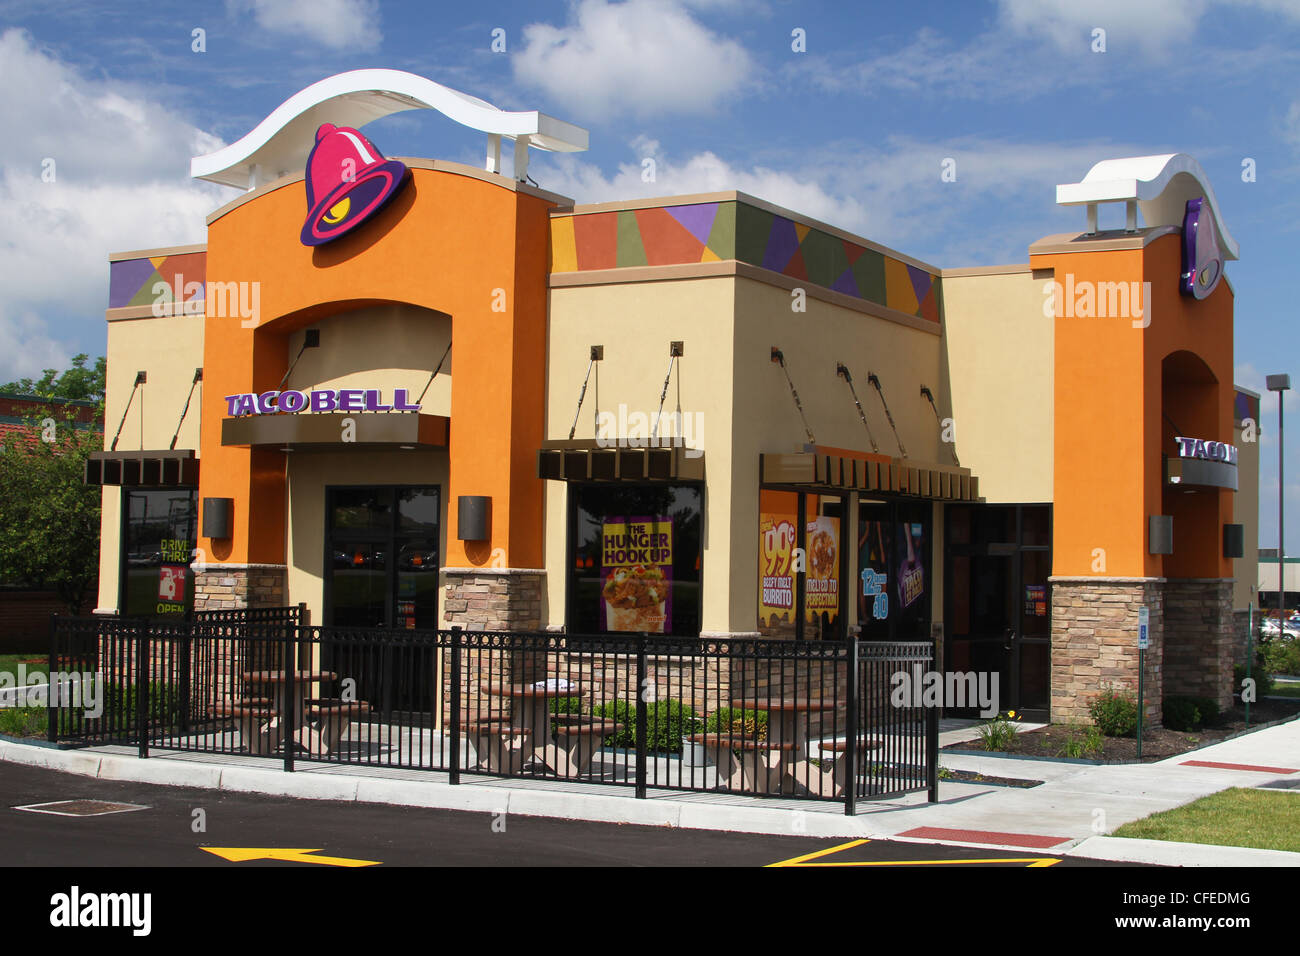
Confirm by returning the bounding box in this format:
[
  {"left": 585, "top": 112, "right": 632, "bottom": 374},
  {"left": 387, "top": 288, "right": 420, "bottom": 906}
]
[{"left": 1002, "top": 628, "right": 1016, "bottom": 650}]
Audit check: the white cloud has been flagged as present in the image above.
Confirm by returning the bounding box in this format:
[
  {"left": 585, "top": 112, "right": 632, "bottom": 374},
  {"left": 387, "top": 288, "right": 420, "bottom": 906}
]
[
  {"left": 225, "top": 0, "right": 382, "bottom": 52},
  {"left": 0, "top": 29, "right": 235, "bottom": 381},
  {"left": 513, "top": 0, "right": 756, "bottom": 120},
  {"left": 998, "top": 0, "right": 1300, "bottom": 54}
]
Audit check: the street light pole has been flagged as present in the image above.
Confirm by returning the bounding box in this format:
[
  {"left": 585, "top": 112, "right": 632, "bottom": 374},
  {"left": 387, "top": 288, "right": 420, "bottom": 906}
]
[{"left": 1267, "top": 375, "right": 1291, "bottom": 624}]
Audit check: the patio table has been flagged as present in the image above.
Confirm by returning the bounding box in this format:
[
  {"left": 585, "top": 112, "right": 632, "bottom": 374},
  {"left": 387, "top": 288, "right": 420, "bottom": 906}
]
[
  {"left": 241, "top": 670, "right": 339, "bottom": 755},
  {"left": 480, "top": 682, "right": 587, "bottom": 775}
]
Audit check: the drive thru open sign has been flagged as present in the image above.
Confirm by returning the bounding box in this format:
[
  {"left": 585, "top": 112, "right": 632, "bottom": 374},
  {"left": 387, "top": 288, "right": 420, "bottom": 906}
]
[{"left": 1138, "top": 606, "right": 1149, "bottom": 649}]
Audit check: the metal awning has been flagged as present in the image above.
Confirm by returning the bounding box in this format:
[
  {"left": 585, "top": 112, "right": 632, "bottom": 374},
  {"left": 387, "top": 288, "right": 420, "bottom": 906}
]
[
  {"left": 85, "top": 450, "right": 199, "bottom": 487},
  {"left": 1167, "top": 455, "right": 1237, "bottom": 491},
  {"left": 537, "top": 440, "right": 704, "bottom": 482},
  {"left": 761, "top": 448, "right": 980, "bottom": 501},
  {"left": 221, "top": 413, "right": 449, "bottom": 450}
]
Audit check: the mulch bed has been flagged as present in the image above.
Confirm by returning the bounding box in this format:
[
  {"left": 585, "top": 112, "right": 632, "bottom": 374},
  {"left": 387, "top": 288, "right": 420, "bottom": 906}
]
[
  {"left": 941, "top": 768, "right": 1043, "bottom": 788},
  {"left": 945, "top": 698, "right": 1300, "bottom": 763}
]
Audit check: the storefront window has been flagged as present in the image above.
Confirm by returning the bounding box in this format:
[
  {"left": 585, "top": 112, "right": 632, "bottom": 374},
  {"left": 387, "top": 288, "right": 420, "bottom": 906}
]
[
  {"left": 856, "top": 497, "right": 932, "bottom": 641},
  {"left": 122, "top": 489, "right": 197, "bottom": 617},
  {"left": 758, "top": 489, "right": 846, "bottom": 640},
  {"left": 569, "top": 484, "right": 702, "bottom": 637}
]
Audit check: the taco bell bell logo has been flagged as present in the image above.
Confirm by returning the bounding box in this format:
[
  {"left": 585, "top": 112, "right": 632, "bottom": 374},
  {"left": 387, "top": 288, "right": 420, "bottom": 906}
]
[{"left": 301, "top": 124, "right": 409, "bottom": 246}]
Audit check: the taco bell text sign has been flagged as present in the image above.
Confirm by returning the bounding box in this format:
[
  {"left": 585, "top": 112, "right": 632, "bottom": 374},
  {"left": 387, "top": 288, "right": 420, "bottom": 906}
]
[{"left": 224, "top": 388, "right": 421, "bottom": 417}]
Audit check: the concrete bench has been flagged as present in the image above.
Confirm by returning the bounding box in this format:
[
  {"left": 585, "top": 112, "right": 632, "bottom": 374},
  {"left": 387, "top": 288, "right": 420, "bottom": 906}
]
[
  {"left": 686, "top": 733, "right": 801, "bottom": 792},
  {"left": 215, "top": 699, "right": 278, "bottom": 755},
  {"left": 815, "top": 738, "right": 884, "bottom": 796},
  {"left": 550, "top": 718, "right": 623, "bottom": 777},
  {"left": 467, "top": 720, "right": 532, "bottom": 775},
  {"left": 305, "top": 699, "right": 372, "bottom": 755}
]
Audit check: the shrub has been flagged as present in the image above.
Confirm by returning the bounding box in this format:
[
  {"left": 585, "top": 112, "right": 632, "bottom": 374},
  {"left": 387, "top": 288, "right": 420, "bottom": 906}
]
[
  {"left": 1234, "top": 662, "right": 1275, "bottom": 699},
  {"left": 1162, "top": 696, "right": 1202, "bottom": 732},
  {"left": 98, "top": 681, "right": 185, "bottom": 729},
  {"left": 703, "top": 706, "right": 768, "bottom": 740},
  {"left": 592, "top": 699, "right": 701, "bottom": 754},
  {"left": 1056, "top": 723, "right": 1103, "bottom": 758},
  {"left": 1089, "top": 687, "right": 1138, "bottom": 737},
  {"left": 976, "top": 714, "right": 1018, "bottom": 751},
  {"left": 0, "top": 706, "right": 47, "bottom": 737}
]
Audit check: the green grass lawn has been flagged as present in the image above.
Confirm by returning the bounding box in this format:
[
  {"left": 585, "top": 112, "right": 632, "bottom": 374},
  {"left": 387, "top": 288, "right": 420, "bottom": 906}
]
[
  {"left": 0, "top": 653, "right": 48, "bottom": 681},
  {"left": 1113, "top": 788, "right": 1300, "bottom": 853},
  {"left": 1268, "top": 682, "right": 1300, "bottom": 699}
]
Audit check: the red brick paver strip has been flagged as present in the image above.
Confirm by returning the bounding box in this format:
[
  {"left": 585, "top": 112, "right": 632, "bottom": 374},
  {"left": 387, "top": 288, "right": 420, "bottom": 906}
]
[
  {"left": 898, "top": 827, "right": 1070, "bottom": 849},
  {"left": 1179, "top": 760, "right": 1298, "bottom": 774}
]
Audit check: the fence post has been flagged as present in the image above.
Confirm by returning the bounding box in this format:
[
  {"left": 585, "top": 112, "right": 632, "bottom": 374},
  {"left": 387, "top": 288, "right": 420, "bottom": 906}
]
[
  {"left": 47, "top": 616, "right": 59, "bottom": 744},
  {"left": 635, "top": 640, "right": 648, "bottom": 799},
  {"left": 283, "top": 630, "right": 296, "bottom": 773},
  {"left": 136, "top": 622, "right": 149, "bottom": 759},
  {"left": 926, "top": 642, "right": 940, "bottom": 803},
  {"left": 844, "top": 636, "right": 859, "bottom": 816},
  {"left": 449, "top": 626, "right": 462, "bottom": 785},
  {"left": 179, "top": 624, "right": 192, "bottom": 736}
]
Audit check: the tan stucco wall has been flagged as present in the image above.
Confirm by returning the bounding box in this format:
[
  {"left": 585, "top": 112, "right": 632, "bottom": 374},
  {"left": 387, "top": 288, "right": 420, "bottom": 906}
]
[
  {"left": 286, "top": 449, "right": 450, "bottom": 625},
  {"left": 96, "top": 309, "right": 205, "bottom": 613},
  {"left": 1234, "top": 406, "right": 1260, "bottom": 609},
  {"left": 544, "top": 277, "right": 737, "bottom": 631},
  {"left": 284, "top": 303, "right": 453, "bottom": 418},
  {"left": 940, "top": 269, "right": 1054, "bottom": 503}
]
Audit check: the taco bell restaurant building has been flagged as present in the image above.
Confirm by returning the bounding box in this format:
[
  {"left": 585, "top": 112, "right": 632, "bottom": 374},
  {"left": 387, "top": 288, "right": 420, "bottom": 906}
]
[{"left": 89, "top": 70, "right": 1259, "bottom": 726}]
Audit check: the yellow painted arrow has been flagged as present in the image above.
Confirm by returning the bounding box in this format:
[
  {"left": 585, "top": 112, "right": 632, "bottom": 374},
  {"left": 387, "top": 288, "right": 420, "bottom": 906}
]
[{"left": 200, "top": 847, "right": 380, "bottom": 867}]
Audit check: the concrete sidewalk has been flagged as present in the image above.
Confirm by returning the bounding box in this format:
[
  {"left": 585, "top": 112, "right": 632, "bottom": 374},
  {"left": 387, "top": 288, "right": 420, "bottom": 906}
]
[{"left": 2, "top": 715, "right": 1297, "bottom": 866}]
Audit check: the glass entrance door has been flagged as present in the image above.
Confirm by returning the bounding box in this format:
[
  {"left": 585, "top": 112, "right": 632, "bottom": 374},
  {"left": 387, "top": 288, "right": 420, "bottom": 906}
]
[
  {"left": 325, "top": 486, "right": 441, "bottom": 718},
  {"left": 945, "top": 505, "right": 1052, "bottom": 721}
]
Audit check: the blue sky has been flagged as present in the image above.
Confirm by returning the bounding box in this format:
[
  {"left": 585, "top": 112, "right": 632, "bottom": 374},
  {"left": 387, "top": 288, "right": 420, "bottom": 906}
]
[{"left": 2, "top": 0, "right": 1299, "bottom": 547}]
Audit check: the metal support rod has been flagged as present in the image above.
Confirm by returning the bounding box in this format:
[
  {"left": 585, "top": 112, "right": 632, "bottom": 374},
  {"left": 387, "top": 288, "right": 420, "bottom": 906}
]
[
  {"left": 1245, "top": 602, "right": 1253, "bottom": 730},
  {"left": 651, "top": 346, "right": 681, "bottom": 440},
  {"left": 169, "top": 368, "right": 202, "bottom": 450},
  {"left": 568, "top": 345, "right": 603, "bottom": 440},
  {"left": 772, "top": 348, "right": 815, "bottom": 444},
  {"left": 109, "top": 372, "right": 145, "bottom": 451},
  {"left": 417, "top": 341, "right": 454, "bottom": 407},
  {"left": 1280, "top": 389, "right": 1286, "bottom": 627},
  {"left": 867, "top": 373, "right": 907, "bottom": 458},
  {"left": 920, "top": 385, "right": 958, "bottom": 465},
  {"left": 837, "top": 364, "right": 878, "bottom": 453},
  {"left": 449, "top": 626, "right": 462, "bottom": 785}
]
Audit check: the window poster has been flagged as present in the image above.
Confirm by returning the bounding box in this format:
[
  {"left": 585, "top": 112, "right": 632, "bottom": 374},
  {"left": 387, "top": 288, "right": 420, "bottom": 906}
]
[
  {"left": 1024, "top": 584, "right": 1047, "bottom": 618},
  {"left": 804, "top": 515, "right": 840, "bottom": 624},
  {"left": 759, "top": 511, "right": 797, "bottom": 629},
  {"left": 600, "top": 516, "right": 672, "bottom": 633},
  {"left": 896, "top": 521, "right": 925, "bottom": 610},
  {"left": 156, "top": 536, "right": 192, "bottom": 615}
]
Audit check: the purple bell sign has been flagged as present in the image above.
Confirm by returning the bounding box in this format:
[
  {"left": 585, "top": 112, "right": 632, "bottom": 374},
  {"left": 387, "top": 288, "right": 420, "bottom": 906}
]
[
  {"left": 301, "top": 123, "right": 409, "bottom": 246},
  {"left": 1180, "top": 196, "right": 1224, "bottom": 300}
]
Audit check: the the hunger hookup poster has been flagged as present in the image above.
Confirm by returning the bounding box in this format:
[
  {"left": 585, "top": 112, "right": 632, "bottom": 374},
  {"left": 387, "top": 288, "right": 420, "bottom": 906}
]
[{"left": 600, "top": 516, "right": 672, "bottom": 633}]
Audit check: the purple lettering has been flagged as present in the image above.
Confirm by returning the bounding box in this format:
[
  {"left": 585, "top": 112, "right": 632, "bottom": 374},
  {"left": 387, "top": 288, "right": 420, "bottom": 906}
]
[
  {"left": 257, "top": 391, "right": 279, "bottom": 414},
  {"left": 338, "top": 389, "right": 364, "bottom": 412},
  {"left": 393, "top": 388, "right": 421, "bottom": 412},
  {"left": 279, "top": 390, "right": 307, "bottom": 413},
  {"left": 235, "top": 394, "right": 257, "bottom": 416},
  {"left": 310, "top": 389, "right": 339, "bottom": 412},
  {"left": 225, "top": 394, "right": 244, "bottom": 416},
  {"left": 364, "top": 389, "right": 391, "bottom": 412}
]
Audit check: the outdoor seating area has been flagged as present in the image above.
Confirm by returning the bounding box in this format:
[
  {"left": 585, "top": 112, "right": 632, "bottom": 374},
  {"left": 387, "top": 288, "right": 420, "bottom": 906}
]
[{"left": 46, "top": 611, "right": 939, "bottom": 815}]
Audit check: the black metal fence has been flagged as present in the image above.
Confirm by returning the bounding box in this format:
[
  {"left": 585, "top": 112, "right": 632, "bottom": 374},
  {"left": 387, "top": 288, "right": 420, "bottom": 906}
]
[{"left": 48, "top": 610, "right": 938, "bottom": 814}]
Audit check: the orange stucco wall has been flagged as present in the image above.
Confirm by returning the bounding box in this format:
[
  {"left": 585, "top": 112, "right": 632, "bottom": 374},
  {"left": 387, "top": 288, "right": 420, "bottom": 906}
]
[
  {"left": 1036, "top": 232, "right": 1234, "bottom": 579},
  {"left": 198, "top": 167, "right": 556, "bottom": 568}
]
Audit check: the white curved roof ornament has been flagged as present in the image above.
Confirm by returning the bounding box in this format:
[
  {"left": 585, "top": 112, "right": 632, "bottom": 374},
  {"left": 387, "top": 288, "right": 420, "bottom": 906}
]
[
  {"left": 1055, "top": 153, "right": 1238, "bottom": 260},
  {"left": 192, "top": 68, "right": 588, "bottom": 189}
]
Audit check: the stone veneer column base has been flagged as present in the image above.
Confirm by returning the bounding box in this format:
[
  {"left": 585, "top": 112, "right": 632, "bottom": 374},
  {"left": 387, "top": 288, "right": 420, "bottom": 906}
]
[
  {"left": 441, "top": 567, "right": 545, "bottom": 631},
  {"left": 193, "top": 564, "right": 287, "bottom": 611},
  {"left": 1163, "top": 578, "right": 1235, "bottom": 713},
  {"left": 1050, "top": 577, "right": 1164, "bottom": 729}
]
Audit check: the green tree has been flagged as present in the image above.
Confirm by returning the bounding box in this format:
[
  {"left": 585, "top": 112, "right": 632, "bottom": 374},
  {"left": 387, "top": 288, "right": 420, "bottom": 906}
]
[
  {"left": 1, "top": 354, "right": 105, "bottom": 405},
  {"left": 0, "top": 405, "right": 101, "bottom": 613}
]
